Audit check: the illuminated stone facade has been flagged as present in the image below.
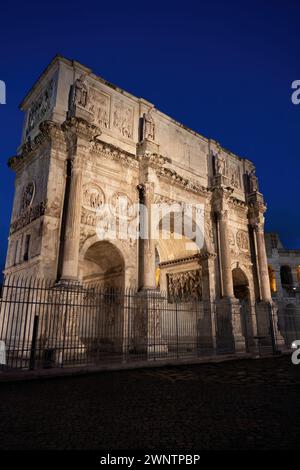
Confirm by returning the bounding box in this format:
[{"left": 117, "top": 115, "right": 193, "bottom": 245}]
[{"left": 3, "top": 55, "right": 282, "bottom": 352}]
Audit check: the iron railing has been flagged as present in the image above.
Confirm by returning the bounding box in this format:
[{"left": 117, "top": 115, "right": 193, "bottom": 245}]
[{"left": 0, "top": 276, "right": 299, "bottom": 370}]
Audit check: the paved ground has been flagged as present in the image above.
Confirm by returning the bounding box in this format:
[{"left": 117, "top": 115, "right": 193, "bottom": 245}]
[{"left": 0, "top": 355, "right": 299, "bottom": 450}]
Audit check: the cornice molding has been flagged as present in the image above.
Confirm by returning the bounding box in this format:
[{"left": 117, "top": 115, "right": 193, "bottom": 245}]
[
  {"left": 156, "top": 166, "right": 209, "bottom": 197},
  {"left": 159, "top": 251, "right": 216, "bottom": 268},
  {"left": 90, "top": 139, "right": 139, "bottom": 168},
  {"left": 8, "top": 121, "right": 63, "bottom": 170}
]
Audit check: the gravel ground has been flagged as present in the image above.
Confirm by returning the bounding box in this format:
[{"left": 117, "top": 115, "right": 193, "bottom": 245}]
[{"left": 0, "top": 355, "right": 299, "bottom": 450}]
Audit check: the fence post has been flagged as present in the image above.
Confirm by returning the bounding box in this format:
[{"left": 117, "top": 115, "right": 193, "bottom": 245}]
[
  {"left": 268, "top": 303, "right": 277, "bottom": 355},
  {"left": 175, "top": 301, "right": 179, "bottom": 359},
  {"left": 29, "top": 315, "right": 39, "bottom": 370}
]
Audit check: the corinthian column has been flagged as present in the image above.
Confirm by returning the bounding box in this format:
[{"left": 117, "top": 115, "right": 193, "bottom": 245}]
[
  {"left": 218, "top": 210, "right": 234, "bottom": 298},
  {"left": 59, "top": 117, "right": 100, "bottom": 282},
  {"left": 61, "top": 156, "right": 83, "bottom": 281},
  {"left": 254, "top": 222, "right": 272, "bottom": 302},
  {"left": 138, "top": 182, "right": 156, "bottom": 290}
]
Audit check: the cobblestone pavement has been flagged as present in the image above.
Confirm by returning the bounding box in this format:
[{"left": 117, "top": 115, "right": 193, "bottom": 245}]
[{"left": 0, "top": 356, "right": 299, "bottom": 450}]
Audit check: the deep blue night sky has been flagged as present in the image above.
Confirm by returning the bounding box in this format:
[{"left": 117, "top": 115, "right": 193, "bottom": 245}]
[{"left": 0, "top": 0, "right": 300, "bottom": 274}]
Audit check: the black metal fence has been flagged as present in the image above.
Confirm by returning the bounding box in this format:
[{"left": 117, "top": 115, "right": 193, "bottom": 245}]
[{"left": 0, "top": 276, "right": 299, "bottom": 371}]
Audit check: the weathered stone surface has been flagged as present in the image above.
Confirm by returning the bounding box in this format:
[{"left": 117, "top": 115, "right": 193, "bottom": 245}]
[{"left": 4, "top": 56, "right": 276, "bottom": 353}]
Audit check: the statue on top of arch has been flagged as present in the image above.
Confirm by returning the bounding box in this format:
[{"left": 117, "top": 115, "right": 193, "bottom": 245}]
[
  {"left": 72, "top": 74, "right": 89, "bottom": 109},
  {"left": 214, "top": 152, "right": 227, "bottom": 176},
  {"left": 248, "top": 169, "right": 259, "bottom": 193},
  {"left": 142, "top": 109, "right": 155, "bottom": 141}
]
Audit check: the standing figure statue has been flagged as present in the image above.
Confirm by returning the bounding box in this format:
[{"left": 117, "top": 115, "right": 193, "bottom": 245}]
[
  {"left": 249, "top": 169, "right": 259, "bottom": 193},
  {"left": 143, "top": 110, "right": 155, "bottom": 141},
  {"left": 73, "top": 75, "right": 88, "bottom": 108},
  {"left": 215, "top": 152, "right": 226, "bottom": 176}
]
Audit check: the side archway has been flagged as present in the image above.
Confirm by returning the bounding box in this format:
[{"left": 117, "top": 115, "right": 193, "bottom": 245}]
[
  {"left": 232, "top": 267, "right": 249, "bottom": 301},
  {"left": 79, "top": 238, "right": 125, "bottom": 288}
]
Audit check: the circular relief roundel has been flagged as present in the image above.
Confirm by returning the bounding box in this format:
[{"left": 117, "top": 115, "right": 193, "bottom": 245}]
[
  {"left": 110, "top": 192, "right": 136, "bottom": 220},
  {"left": 236, "top": 230, "right": 249, "bottom": 251},
  {"left": 82, "top": 184, "right": 105, "bottom": 211}
]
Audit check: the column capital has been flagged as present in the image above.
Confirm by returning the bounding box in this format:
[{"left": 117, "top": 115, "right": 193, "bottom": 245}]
[
  {"left": 215, "top": 209, "right": 228, "bottom": 222},
  {"left": 62, "top": 117, "right": 101, "bottom": 151},
  {"left": 251, "top": 221, "right": 265, "bottom": 234}
]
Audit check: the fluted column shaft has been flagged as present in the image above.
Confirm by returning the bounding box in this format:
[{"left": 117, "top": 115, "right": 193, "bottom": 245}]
[
  {"left": 254, "top": 224, "right": 272, "bottom": 301},
  {"left": 61, "top": 157, "right": 82, "bottom": 280},
  {"left": 218, "top": 210, "right": 234, "bottom": 298},
  {"left": 138, "top": 182, "right": 156, "bottom": 290}
]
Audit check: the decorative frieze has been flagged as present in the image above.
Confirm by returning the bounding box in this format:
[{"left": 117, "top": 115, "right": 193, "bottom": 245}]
[
  {"left": 8, "top": 121, "right": 63, "bottom": 169},
  {"left": 10, "top": 200, "right": 47, "bottom": 234},
  {"left": 81, "top": 208, "right": 98, "bottom": 227}
]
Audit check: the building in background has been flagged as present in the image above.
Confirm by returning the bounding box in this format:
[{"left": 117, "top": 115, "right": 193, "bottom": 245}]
[
  {"left": 265, "top": 232, "right": 300, "bottom": 344},
  {"left": 265, "top": 233, "right": 300, "bottom": 302}
]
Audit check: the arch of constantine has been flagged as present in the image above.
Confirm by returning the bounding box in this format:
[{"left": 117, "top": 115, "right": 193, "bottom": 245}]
[{"left": 2, "top": 55, "right": 284, "bottom": 361}]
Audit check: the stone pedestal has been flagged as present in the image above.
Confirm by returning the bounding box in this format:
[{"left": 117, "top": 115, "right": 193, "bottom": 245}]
[
  {"left": 216, "top": 297, "right": 246, "bottom": 354},
  {"left": 196, "top": 301, "right": 216, "bottom": 355},
  {"left": 42, "top": 282, "right": 86, "bottom": 365},
  {"left": 133, "top": 289, "right": 168, "bottom": 358},
  {"left": 255, "top": 300, "right": 285, "bottom": 352}
]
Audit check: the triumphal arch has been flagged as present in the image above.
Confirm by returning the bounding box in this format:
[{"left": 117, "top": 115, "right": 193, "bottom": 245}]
[{"left": 4, "top": 55, "right": 280, "bottom": 355}]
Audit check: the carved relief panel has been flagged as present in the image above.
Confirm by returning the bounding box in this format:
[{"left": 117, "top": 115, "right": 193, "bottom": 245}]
[
  {"left": 228, "top": 228, "right": 235, "bottom": 246},
  {"left": 26, "top": 78, "right": 55, "bottom": 137},
  {"left": 167, "top": 269, "right": 202, "bottom": 302},
  {"left": 236, "top": 230, "right": 249, "bottom": 252},
  {"left": 82, "top": 184, "right": 105, "bottom": 211},
  {"left": 20, "top": 182, "right": 35, "bottom": 214},
  {"left": 110, "top": 191, "right": 136, "bottom": 220},
  {"left": 81, "top": 184, "right": 106, "bottom": 227},
  {"left": 228, "top": 163, "right": 241, "bottom": 189},
  {"left": 112, "top": 99, "right": 134, "bottom": 139},
  {"left": 88, "top": 88, "right": 110, "bottom": 129}
]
